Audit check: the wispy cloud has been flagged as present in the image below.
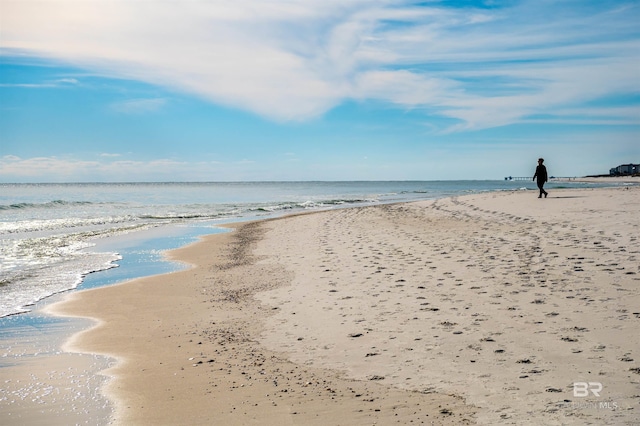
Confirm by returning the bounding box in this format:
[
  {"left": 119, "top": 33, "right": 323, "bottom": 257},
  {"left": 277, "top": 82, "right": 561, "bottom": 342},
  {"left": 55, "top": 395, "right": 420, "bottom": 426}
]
[
  {"left": 0, "top": 155, "right": 210, "bottom": 182},
  {"left": 0, "top": 78, "right": 79, "bottom": 88},
  {"left": 3, "top": 0, "right": 638, "bottom": 130},
  {"left": 110, "top": 98, "right": 167, "bottom": 114},
  {"left": 0, "top": 156, "right": 101, "bottom": 180}
]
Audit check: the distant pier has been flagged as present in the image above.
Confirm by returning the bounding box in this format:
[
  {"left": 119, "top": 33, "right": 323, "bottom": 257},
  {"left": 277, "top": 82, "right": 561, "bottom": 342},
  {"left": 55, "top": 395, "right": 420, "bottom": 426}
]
[{"left": 504, "top": 176, "right": 530, "bottom": 181}]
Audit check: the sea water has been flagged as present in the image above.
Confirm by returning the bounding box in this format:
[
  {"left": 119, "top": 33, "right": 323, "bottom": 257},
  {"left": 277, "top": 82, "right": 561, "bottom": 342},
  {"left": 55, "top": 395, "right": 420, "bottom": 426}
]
[{"left": 0, "top": 180, "right": 609, "bottom": 318}]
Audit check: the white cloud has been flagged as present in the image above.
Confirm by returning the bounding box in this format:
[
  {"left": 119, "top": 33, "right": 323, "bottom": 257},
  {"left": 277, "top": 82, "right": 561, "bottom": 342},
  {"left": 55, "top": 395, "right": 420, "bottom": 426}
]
[
  {"left": 0, "top": 156, "right": 100, "bottom": 180},
  {"left": 110, "top": 98, "right": 167, "bottom": 114},
  {"left": 56, "top": 78, "right": 78, "bottom": 85},
  {"left": 2, "top": 0, "right": 638, "bottom": 129},
  {"left": 0, "top": 83, "right": 55, "bottom": 88},
  {"left": 0, "top": 78, "right": 78, "bottom": 88},
  {"left": 0, "top": 155, "right": 214, "bottom": 182}
]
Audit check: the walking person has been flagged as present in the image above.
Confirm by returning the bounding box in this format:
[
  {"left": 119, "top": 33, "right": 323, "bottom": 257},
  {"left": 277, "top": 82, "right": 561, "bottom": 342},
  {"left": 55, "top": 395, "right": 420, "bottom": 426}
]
[{"left": 533, "top": 158, "right": 548, "bottom": 198}]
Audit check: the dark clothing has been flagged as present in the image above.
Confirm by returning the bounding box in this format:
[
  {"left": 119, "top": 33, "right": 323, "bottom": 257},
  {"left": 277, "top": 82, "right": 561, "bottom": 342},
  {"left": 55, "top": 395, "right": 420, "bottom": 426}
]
[
  {"left": 533, "top": 165, "right": 548, "bottom": 197},
  {"left": 534, "top": 165, "right": 547, "bottom": 184}
]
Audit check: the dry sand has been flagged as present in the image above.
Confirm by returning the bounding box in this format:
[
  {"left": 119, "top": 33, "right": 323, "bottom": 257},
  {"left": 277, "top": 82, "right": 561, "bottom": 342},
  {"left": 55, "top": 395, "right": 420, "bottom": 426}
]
[{"left": 37, "top": 186, "right": 640, "bottom": 424}]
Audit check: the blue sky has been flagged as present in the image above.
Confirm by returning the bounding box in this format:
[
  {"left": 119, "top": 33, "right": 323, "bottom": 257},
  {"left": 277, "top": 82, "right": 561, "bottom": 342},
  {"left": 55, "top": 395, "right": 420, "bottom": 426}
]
[{"left": 1, "top": 0, "right": 638, "bottom": 182}]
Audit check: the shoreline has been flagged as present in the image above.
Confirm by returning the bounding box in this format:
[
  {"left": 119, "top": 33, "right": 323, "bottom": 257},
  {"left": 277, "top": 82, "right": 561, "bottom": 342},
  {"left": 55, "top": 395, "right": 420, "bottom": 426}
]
[
  {"left": 0, "top": 307, "right": 114, "bottom": 425},
  {"left": 6, "top": 185, "right": 640, "bottom": 424},
  {"left": 47, "top": 219, "right": 475, "bottom": 425}
]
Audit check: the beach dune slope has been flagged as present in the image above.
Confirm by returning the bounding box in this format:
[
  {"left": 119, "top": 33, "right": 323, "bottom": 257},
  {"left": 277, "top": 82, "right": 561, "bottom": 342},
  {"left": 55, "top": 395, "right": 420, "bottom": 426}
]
[{"left": 54, "top": 187, "right": 639, "bottom": 425}]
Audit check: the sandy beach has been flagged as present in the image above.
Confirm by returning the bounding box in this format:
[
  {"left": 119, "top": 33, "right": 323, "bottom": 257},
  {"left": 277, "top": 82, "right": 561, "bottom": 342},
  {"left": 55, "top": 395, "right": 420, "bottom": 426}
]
[{"left": 16, "top": 186, "right": 640, "bottom": 425}]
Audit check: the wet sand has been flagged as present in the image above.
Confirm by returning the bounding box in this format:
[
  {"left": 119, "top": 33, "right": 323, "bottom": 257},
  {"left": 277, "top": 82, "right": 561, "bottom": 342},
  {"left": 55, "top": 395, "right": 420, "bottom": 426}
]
[
  {"left": 0, "top": 313, "right": 112, "bottom": 425},
  {"left": 28, "top": 186, "right": 640, "bottom": 424}
]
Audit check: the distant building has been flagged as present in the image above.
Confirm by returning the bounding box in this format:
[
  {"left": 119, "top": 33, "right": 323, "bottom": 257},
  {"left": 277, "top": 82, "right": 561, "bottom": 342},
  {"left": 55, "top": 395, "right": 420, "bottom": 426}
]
[{"left": 610, "top": 163, "right": 640, "bottom": 175}]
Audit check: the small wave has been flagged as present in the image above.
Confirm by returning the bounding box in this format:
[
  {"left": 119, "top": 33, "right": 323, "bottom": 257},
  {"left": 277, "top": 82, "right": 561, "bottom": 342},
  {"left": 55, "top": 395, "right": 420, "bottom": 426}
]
[
  {"left": 246, "top": 198, "right": 376, "bottom": 213},
  {"left": 0, "top": 252, "right": 120, "bottom": 318},
  {"left": 139, "top": 212, "right": 233, "bottom": 220},
  {"left": 399, "top": 190, "right": 428, "bottom": 194},
  {"left": 0, "top": 200, "right": 95, "bottom": 210},
  {"left": 323, "top": 198, "right": 374, "bottom": 205}
]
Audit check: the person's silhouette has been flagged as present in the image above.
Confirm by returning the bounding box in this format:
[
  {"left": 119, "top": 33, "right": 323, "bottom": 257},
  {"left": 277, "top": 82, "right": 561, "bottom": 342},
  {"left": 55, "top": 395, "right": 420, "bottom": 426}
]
[{"left": 533, "top": 158, "right": 548, "bottom": 198}]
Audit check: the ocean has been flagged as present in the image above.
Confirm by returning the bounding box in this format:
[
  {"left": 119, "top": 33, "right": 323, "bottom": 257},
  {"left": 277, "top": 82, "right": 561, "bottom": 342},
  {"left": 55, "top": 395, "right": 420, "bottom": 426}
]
[{"left": 0, "top": 180, "right": 609, "bottom": 318}]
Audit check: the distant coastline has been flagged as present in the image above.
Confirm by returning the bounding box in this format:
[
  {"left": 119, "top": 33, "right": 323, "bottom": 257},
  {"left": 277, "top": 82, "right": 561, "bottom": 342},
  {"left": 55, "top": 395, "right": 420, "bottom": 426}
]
[{"left": 555, "top": 175, "right": 640, "bottom": 184}]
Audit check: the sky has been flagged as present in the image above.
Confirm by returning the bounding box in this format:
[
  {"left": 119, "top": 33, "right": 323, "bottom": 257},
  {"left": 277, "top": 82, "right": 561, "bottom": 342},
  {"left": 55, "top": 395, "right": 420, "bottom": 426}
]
[{"left": 1, "top": 0, "right": 638, "bottom": 182}]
